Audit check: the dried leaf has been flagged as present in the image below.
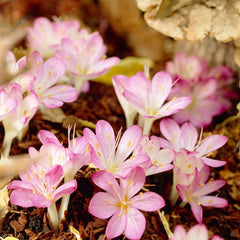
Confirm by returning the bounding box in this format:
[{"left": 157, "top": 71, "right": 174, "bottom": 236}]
[
  {"left": 0, "top": 187, "right": 9, "bottom": 221},
  {"left": 220, "top": 169, "right": 240, "bottom": 201},
  {"left": 137, "top": 0, "right": 240, "bottom": 42},
  {"left": 94, "top": 57, "right": 154, "bottom": 85},
  {"left": 70, "top": 226, "right": 82, "bottom": 240}
]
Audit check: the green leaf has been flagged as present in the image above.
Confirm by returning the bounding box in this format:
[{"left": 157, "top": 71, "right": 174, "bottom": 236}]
[{"left": 93, "top": 56, "right": 155, "bottom": 85}]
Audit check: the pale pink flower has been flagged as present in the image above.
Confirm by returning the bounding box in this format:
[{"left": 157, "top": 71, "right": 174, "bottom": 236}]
[
  {"left": 121, "top": 71, "right": 191, "bottom": 135},
  {"left": 177, "top": 169, "right": 228, "bottom": 223},
  {"left": 27, "top": 17, "right": 80, "bottom": 58},
  {"left": 1, "top": 84, "right": 39, "bottom": 158},
  {"left": 169, "top": 224, "right": 224, "bottom": 240},
  {"left": 159, "top": 118, "right": 228, "bottom": 167},
  {"left": 166, "top": 52, "right": 207, "bottom": 82},
  {"left": 134, "top": 135, "right": 175, "bottom": 176},
  {"left": 0, "top": 84, "right": 18, "bottom": 120},
  {"left": 166, "top": 53, "right": 237, "bottom": 127},
  {"left": 112, "top": 74, "right": 138, "bottom": 128},
  {"left": 55, "top": 31, "right": 119, "bottom": 92},
  {"left": 5, "top": 51, "right": 34, "bottom": 93},
  {"left": 7, "top": 163, "right": 77, "bottom": 208},
  {"left": 83, "top": 120, "right": 149, "bottom": 178},
  {"left": 89, "top": 167, "right": 165, "bottom": 240},
  {"left": 29, "top": 51, "right": 78, "bottom": 108},
  {"left": 203, "top": 65, "right": 238, "bottom": 112},
  {"left": 168, "top": 79, "right": 222, "bottom": 127}
]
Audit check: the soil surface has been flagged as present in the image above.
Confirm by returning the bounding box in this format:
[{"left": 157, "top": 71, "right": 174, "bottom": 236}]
[{"left": 0, "top": 0, "right": 240, "bottom": 239}]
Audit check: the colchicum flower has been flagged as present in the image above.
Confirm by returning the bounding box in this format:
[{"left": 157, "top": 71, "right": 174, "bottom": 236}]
[
  {"left": 7, "top": 162, "right": 77, "bottom": 229},
  {"left": 133, "top": 135, "right": 175, "bottom": 176},
  {"left": 169, "top": 224, "right": 224, "bottom": 240},
  {"left": 27, "top": 17, "right": 80, "bottom": 58},
  {"left": 166, "top": 53, "right": 238, "bottom": 127},
  {"left": 89, "top": 167, "right": 165, "bottom": 240},
  {"left": 55, "top": 31, "right": 120, "bottom": 93},
  {"left": 114, "top": 71, "right": 191, "bottom": 135},
  {"left": 1, "top": 83, "right": 39, "bottom": 159},
  {"left": 83, "top": 119, "right": 150, "bottom": 178},
  {"left": 177, "top": 169, "right": 228, "bottom": 223},
  {"left": 29, "top": 51, "right": 78, "bottom": 108},
  {"left": 159, "top": 118, "right": 228, "bottom": 167}
]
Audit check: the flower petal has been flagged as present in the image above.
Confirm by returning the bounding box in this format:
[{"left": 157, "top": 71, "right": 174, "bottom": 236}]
[
  {"left": 120, "top": 167, "right": 145, "bottom": 198},
  {"left": 106, "top": 210, "right": 127, "bottom": 239},
  {"left": 125, "top": 208, "right": 146, "bottom": 240},
  {"left": 196, "top": 135, "right": 228, "bottom": 157},
  {"left": 131, "top": 192, "right": 165, "bottom": 211},
  {"left": 88, "top": 192, "right": 118, "bottom": 219}
]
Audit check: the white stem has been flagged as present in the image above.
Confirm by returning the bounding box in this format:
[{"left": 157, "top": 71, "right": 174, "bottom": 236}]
[
  {"left": 59, "top": 194, "right": 71, "bottom": 220},
  {"left": 75, "top": 79, "right": 85, "bottom": 94},
  {"left": 170, "top": 169, "right": 179, "bottom": 206},
  {"left": 17, "top": 124, "right": 29, "bottom": 141},
  {"left": 142, "top": 118, "right": 154, "bottom": 136},
  {"left": 59, "top": 174, "right": 74, "bottom": 220},
  {"left": 137, "top": 114, "right": 144, "bottom": 128},
  {"left": 47, "top": 202, "right": 59, "bottom": 229},
  {"left": 125, "top": 111, "right": 137, "bottom": 128},
  {"left": 158, "top": 210, "right": 174, "bottom": 238}
]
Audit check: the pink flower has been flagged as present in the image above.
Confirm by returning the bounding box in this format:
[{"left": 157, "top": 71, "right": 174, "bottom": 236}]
[
  {"left": 27, "top": 17, "right": 80, "bottom": 58},
  {"left": 177, "top": 169, "right": 228, "bottom": 223},
  {"left": 5, "top": 51, "right": 34, "bottom": 93},
  {"left": 29, "top": 51, "right": 78, "bottom": 108},
  {"left": 166, "top": 53, "right": 237, "bottom": 127},
  {"left": 83, "top": 120, "right": 149, "bottom": 178},
  {"left": 166, "top": 52, "right": 207, "bottom": 82},
  {"left": 112, "top": 74, "right": 138, "bottom": 128},
  {"left": 169, "top": 224, "right": 224, "bottom": 240},
  {"left": 89, "top": 167, "right": 165, "bottom": 240},
  {"left": 7, "top": 163, "right": 77, "bottom": 208},
  {"left": 134, "top": 135, "right": 175, "bottom": 176},
  {"left": 167, "top": 79, "right": 222, "bottom": 127},
  {"left": 159, "top": 118, "right": 228, "bottom": 167},
  {"left": 55, "top": 31, "right": 119, "bottom": 92},
  {"left": 0, "top": 84, "right": 18, "bottom": 120},
  {"left": 1, "top": 84, "right": 39, "bottom": 158},
  {"left": 119, "top": 71, "right": 191, "bottom": 135}
]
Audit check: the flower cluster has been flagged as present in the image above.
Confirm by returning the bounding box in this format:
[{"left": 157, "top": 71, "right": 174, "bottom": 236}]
[
  {"left": 2, "top": 17, "right": 234, "bottom": 240},
  {"left": 27, "top": 17, "right": 120, "bottom": 93},
  {"left": 112, "top": 70, "right": 192, "bottom": 135},
  {"left": 157, "top": 118, "right": 228, "bottom": 222},
  {"left": 166, "top": 53, "right": 238, "bottom": 127},
  {"left": 7, "top": 127, "right": 92, "bottom": 228}
]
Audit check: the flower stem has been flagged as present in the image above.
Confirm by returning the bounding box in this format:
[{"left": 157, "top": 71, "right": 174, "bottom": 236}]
[
  {"left": 59, "top": 194, "right": 70, "bottom": 220},
  {"left": 142, "top": 118, "right": 154, "bottom": 136},
  {"left": 170, "top": 169, "right": 179, "bottom": 206},
  {"left": 47, "top": 202, "right": 59, "bottom": 229}
]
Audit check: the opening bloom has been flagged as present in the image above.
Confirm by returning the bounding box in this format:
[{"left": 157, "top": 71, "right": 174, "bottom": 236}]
[
  {"left": 89, "top": 167, "right": 165, "bottom": 239},
  {"left": 114, "top": 71, "right": 191, "bottom": 135},
  {"left": 83, "top": 119, "right": 150, "bottom": 178}
]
